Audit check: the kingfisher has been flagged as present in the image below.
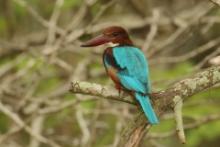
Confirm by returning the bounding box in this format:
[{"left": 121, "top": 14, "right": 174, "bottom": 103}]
[{"left": 81, "top": 26, "right": 159, "bottom": 124}]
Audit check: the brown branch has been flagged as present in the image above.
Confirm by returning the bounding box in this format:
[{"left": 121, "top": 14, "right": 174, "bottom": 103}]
[
  {"left": 70, "top": 81, "right": 135, "bottom": 105},
  {"left": 195, "top": 47, "right": 220, "bottom": 69},
  {"left": 142, "top": 9, "right": 160, "bottom": 52},
  {"left": 70, "top": 66, "right": 220, "bottom": 147},
  {"left": 148, "top": 113, "right": 220, "bottom": 139},
  {"left": 12, "top": 0, "right": 64, "bottom": 35},
  {"left": 150, "top": 37, "right": 220, "bottom": 64},
  {"left": 0, "top": 101, "right": 61, "bottom": 147},
  {"left": 210, "top": 0, "right": 220, "bottom": 7}
]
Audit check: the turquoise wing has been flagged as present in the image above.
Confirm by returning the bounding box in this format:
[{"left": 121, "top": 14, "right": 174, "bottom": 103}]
[{"left": 112, "top": 46, "right": 151, "bottom": 93}]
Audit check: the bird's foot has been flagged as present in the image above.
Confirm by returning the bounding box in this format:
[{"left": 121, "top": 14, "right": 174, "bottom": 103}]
[
  {"left": 150, "top": 92, "right": 162, "bottom": 99},
  {"left": 118, "top": 89, "right": 122, "bottom": 98},
  {"left": 115, "top": 84, "right": 122, "bottom": 98}
]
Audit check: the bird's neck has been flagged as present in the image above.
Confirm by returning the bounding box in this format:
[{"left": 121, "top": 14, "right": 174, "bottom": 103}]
[
  {"left": 119, "top": 38, "right": 133, "bottom": 46},
  {"left": 107, "top": 42, "right": 119, "bottom": 47},
  {"left": 109, "top": 39, "right": 133, "bottom": 47}
]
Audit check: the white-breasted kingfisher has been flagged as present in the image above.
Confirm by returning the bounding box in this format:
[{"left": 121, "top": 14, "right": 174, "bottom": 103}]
[{"left": 81, "top": 26, "right": 159, "bottom": 124}]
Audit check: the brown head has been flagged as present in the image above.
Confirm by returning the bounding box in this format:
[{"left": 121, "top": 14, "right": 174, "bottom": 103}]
[{"left": 81, "top": 26, "right": 133, "bottom": 47}]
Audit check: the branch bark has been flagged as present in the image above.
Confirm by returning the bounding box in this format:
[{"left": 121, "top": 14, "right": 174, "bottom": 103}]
[
  {"left": 69, "top": 66, "right": 220, "bottom": 147},
  {"left": 210, "top": 0, "right": 220, "bottom": 7}
]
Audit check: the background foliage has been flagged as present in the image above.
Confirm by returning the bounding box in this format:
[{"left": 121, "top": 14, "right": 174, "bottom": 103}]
[{"left": 0, "top": 0, "right": 220, "bottom": 147}]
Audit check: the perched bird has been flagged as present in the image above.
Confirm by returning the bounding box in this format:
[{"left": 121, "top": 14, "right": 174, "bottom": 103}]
[{"left": 81, "top": 26, "right": 159, "bottom": 124}]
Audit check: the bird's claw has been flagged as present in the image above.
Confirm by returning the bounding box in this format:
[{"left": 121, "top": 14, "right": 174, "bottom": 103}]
[{"left": 118, "top": 89, "right": 122, "bottom": 98}]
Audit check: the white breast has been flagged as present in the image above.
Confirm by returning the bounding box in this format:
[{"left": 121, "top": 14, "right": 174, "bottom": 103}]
[{"left": 107, "top": 42, "right": 119, "bottom": 47}]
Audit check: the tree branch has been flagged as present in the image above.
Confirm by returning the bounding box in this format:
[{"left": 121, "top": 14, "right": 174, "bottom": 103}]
[
  {"left": 69, "top": 66, "right": 220, "bottom": 147},
  {"left": 70, "top": 81, "right": 135, "bottom": 105},
  {"left": 210, "top": 0, "right": 220, "bottom": 7},
  {"left": 173, "top": 96, "right": 185, "bottom": 144},
  {"left": 148, "top": 113, "right": 220, "bottom": 139}
]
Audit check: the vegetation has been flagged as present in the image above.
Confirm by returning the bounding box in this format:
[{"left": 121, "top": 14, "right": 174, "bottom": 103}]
[{"left": 0, "top": 0, "right": 220, "bottom": 147}]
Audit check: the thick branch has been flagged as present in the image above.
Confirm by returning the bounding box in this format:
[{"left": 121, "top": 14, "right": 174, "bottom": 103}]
[
  {"left": 69, "top": 66, "right": 220, "bottom": 147},
  {"left": 70, "top": 81, "right": 135, "bottom": 105}
]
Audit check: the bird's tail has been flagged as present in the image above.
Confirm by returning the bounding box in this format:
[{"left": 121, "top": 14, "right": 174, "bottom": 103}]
[{"left": 135, "top": 92, "right": 159, "bottom": 124}]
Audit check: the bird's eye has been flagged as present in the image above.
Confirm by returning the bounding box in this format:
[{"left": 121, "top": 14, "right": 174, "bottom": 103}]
[{"left": 112, "top": 32, "right": 119, "bottom": 37}]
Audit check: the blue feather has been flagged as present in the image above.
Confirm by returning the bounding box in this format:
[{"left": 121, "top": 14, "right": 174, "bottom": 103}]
[
  {"left": 135, "top": 93, "right": 159, "bottom": 124},
  {"left": 113, "top": 46, "right": 151, "bottom": 91},
  {"left": 117, "top": 74, "right": 146, "bottom": 93},
  {"left": 111, "top": 46, "right": 159, "bottom": 124}
]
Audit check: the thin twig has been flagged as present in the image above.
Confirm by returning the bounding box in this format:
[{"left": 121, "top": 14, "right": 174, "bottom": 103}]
[
  {"left": 12, "top": 0, "right": 64, "bottom": 35},
  {"left": 0, "top": 102, "right": 61, "bottom": 147},
  {"left": 150, "top": 37, "right": 220, "bottom": 64},
  {"left": 142, "top": 9, "right": 160, "bottom": 52},
  {"left": 210, "top": 0, "right": 220, "bottom": 7},
  {"left": 148, "top": 113, "right": 220, "bottom": 139}
]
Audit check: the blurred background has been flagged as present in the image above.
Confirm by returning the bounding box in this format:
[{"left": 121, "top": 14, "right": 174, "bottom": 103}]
[{"left": 0, "top": 0, "right": 220, "bottom": 147}]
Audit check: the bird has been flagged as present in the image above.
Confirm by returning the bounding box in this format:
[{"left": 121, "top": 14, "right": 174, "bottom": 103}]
[{"left": 81, "top": 26, "right": 159, "bottom": 124}]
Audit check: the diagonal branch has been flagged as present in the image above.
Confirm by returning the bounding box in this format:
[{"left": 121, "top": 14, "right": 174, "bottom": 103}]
[
  {"left": 13, "top": 0, "right": 64, "bottom": 35},
  {"left": 148, "top": 113, "right": 220, "bottom": 139},
  {"left": 0, "top": 102, "right": 61, "bottom": 147},
  {"left": 69, "top": 65, "right": 220, "bottom": 147},
  {"left": 210, "top": 0, "right": 220, "bottom": 7}
]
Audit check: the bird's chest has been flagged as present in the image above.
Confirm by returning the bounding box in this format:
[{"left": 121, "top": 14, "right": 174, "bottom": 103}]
[
  {"left": 103, "top": 48, "right": 117, "bottom": 67},
  {"left": 103, "top": 48, "right": 120, "bottom": 83}
]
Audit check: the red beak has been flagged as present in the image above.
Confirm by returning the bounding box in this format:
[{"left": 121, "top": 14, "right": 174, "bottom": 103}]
[{"left": 81, "top": 35, "right": 110, "bottom": 47}]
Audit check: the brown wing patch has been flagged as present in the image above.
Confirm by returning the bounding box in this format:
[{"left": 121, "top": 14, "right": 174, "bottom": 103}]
[{"left": 107, "top": 67, "right": 120, "bottom": 83}]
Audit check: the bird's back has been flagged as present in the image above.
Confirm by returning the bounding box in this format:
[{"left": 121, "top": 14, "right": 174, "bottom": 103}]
[{"left": 112, "top": 46, "right": 151, "bottom": 93}]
